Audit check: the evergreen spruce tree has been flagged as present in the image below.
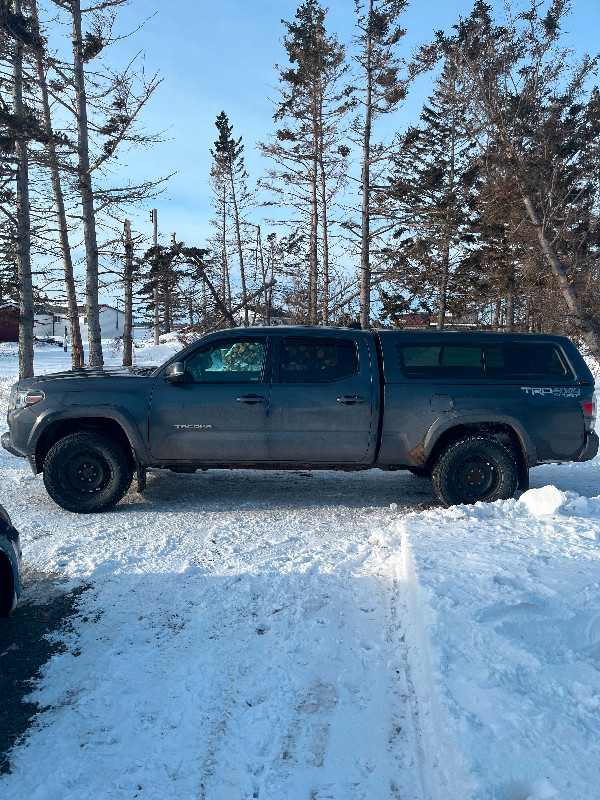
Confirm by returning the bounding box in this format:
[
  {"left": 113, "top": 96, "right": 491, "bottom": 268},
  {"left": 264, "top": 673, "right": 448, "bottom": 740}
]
[
  {"left": 383, "top": 58, "right": 479, "bottom": 328},
  {"left": 351, "top": 0, "right": 408, "bottom": 328},
  {"left": 442, "top": 0, "right": 600, "bottom": 357},
  {"left": 261, "top": 0, "right": 349, "bottom": 324},
  {"left": 211, "top": 111, "right": 253, "bottom": 325}
]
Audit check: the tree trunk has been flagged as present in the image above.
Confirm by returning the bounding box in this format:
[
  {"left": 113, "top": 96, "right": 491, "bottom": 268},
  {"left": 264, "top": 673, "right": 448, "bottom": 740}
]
[
  {"left": 505, "top": 292, "right": 514, "bottom": 332},
  {"left": 122, "top": 220, "right": 133, "bottom": 366},
  {"left": 308, "top": 109, "right": 319, "bottom": 325},
  {"left": 71, "top": 0, "right": 103, "bottom": 366},
  {"left": 13, "top": 0, "right": 34, "bottom": 379},
  {"left": 319, "top": 157, "right": 330, "bottom": 325},
  {"left": 437, "top": 98, "right": 456, "bottom": 332},
  {"left": 229, "top": 173, "right": 248, "bottom": 326},
  {"left": 255, "top": 225, "right": 270, "bottom": 325},
  {"left": 521, "top": 193, "right": 600, "bottom": 358},
  {"left": 493, "top": 299, "right": 501, "bottom": 330},
  {"left": 220, "top": 185, "right": 230, "bottom": 309},
  {"left": 359, "top": 0, "right": 374, "bottom": 330},
  {"left": 151, "top": 210, "right": 159, "bottom": 345},
  {"left": 32, "top": 0, "right": 84, "bottom": 369},
  {"left": 163, "top": 278, "right": 171, "bottom": 333},
  {"left": 437, "top": 242, "right": 450, "bottom": 331}
]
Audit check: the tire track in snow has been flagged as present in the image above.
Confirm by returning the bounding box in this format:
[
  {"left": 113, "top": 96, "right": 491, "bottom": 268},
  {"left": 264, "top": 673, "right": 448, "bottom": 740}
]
[{"left": 191, "top": 510, "right": 469, "bottom": 800}]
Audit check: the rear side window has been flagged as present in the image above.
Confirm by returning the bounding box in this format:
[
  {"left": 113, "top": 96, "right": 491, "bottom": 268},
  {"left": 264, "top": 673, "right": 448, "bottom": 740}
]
[
  {"left": 279, "top": 338, "right": 358, "bottom": 383},
  {"left": 399, "top": 343, "right": 573, "bottom": 380},
  {"left": 401, "top": 345, "right": 484, "bottom": 378},
  {"left": 483, "top": 345, "right": 570, "bottom": 379}
]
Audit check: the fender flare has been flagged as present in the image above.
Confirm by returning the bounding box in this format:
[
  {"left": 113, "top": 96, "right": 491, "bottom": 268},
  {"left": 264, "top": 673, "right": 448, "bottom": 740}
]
[
  {"left": 28, "top": 406, "right": 150, "bottom": 472},
  {"left": 421, "top": 412, "right": 537, "bottom": 466}
]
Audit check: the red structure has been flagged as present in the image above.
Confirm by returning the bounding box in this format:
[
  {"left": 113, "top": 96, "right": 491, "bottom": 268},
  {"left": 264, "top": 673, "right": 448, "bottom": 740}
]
[{"left": 0, "top": 303, "right": 19, "bottom": 342}]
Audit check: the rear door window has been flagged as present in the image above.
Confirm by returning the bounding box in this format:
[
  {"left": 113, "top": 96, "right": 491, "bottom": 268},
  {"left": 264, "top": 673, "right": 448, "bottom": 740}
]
[{"left": 279, "top": 338, "right": 359, "bottom": 383}]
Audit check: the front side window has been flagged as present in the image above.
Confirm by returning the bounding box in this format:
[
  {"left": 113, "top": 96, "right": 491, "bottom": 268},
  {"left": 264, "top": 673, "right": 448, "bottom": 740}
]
[
  {"left": 279, "top": 338, "right": 358, "bottom": 383},
  {"left": 185, "top": 340, "right": 266, "bottom": 383}
]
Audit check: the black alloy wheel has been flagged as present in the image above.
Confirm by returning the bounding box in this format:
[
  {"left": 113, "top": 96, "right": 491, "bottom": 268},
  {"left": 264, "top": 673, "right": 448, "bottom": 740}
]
[
  {"left": 43, "top": 431, "right": 133, "bottom": 513},
  {"left": 432, "top": 435, "right": 519, "bottom": 507}
]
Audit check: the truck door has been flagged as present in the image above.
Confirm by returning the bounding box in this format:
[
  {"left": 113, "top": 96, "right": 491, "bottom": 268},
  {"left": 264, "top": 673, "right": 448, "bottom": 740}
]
[
  {"left": 268, "top": 334, "right": 375, "bottom": 463},
  {"left": 148, "top": 336, "right": 271, "bottom": 462}
]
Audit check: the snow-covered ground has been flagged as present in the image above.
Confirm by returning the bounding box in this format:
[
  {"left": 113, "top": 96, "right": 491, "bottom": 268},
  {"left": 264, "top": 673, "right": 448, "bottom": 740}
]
[{"left": 0, "top": 337, "right": 599, "bottom": 800}]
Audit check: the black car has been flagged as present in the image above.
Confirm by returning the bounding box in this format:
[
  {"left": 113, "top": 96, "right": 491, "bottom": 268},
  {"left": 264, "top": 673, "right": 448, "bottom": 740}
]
[{"left": 0, "top": 504, "right": 21, "bottom": 616}]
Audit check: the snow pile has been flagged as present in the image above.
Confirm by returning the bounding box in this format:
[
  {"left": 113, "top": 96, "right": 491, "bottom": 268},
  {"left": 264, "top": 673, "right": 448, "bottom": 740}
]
[
  {"left": 517, "top": 486, "right": 600, "bottom": 520},
  {"left": 400, "top": 486, "right": 600, "bottom": 799},
  {"left": 517, "top": 484, "right": 567, "bottom": 516}
]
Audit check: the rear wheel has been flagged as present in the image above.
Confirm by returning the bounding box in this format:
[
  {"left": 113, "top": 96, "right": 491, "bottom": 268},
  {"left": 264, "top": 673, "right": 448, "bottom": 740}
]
[
  {"left": 432, "top": 436, "right": 518, "bottom": 507},
  {"left": 43, "top": 431, "right": 133, "bottom": 513}
]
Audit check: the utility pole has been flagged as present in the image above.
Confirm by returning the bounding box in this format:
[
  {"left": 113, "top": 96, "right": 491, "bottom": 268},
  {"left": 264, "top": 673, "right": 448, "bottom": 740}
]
[
  {"left": 123, "top": 219, "right": 134, "bottom": 366},
  {"left": 150, "top": 209, "right": 159, "bottom": 344}
]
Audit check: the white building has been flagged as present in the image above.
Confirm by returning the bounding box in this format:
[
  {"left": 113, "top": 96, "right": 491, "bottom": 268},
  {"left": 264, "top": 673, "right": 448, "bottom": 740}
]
[{"left": 34, "top": 304, "right": 125, "bottom": 341}]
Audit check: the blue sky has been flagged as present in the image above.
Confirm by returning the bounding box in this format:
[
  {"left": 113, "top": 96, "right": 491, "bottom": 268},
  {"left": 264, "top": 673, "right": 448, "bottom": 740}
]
[{"left": 63, "top": 0, "right": 600, "bottom": 298}]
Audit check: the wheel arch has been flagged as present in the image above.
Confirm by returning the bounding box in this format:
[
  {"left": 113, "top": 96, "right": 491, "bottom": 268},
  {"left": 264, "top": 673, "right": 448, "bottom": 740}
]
[
  {"left": 32, "top": 411, "right": 141, "bottom": 474},
  {"left": 423, "top": 419, "right": 532, "bottom": 492}
]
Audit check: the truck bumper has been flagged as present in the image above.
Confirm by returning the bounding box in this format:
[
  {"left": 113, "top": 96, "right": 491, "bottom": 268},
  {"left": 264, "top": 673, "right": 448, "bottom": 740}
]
[
  {"left": 1, "top": 431, "right": 24, "bottom": 459},
  {"left": 577, "top": 432, "right": 599, "bottom": 462}
]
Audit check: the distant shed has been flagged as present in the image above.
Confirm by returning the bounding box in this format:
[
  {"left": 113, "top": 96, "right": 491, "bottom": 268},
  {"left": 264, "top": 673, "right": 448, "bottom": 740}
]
[{"left": 0, "top": 303, "right": 18, "bottom": 342}]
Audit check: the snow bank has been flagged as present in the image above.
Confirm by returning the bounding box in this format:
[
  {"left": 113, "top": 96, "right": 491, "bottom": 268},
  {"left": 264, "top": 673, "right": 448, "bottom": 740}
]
[{"left": 400, "top": 485, "right": 600, "bottom": 799}]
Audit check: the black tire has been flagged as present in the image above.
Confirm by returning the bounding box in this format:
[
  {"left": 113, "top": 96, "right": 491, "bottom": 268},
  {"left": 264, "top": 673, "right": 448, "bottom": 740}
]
[
  {"left": 432, "top": 436, "right": 518, "bottom": 507},
  {"left": 43, "top": 431, "right": 133, "bottom": 513}
]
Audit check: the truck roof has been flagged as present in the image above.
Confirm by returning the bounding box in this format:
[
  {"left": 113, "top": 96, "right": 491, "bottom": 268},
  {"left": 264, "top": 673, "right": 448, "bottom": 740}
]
[{"left": 209, "top": 325, "right": 576, "bottom": 346}]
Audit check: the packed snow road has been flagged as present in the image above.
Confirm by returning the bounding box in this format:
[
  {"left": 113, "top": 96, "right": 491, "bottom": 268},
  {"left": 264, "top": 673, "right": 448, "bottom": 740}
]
[
  {"left": 1, "top": 341, "right": 599, "bottom": 799},
  {"left": 1, "top": 452, "right": 471, "bottom": 800}
]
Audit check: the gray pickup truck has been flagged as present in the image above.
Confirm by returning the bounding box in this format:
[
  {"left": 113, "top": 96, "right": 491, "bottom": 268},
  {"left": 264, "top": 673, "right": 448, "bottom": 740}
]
[{"left": 3, "top": 326, "right": 598, "bottom": 513}]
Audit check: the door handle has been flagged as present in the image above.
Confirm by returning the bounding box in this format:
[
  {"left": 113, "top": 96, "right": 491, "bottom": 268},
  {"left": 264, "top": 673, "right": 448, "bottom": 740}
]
[
  {"left": 336, "top": 395, "right": 365, "bottom": 404},
  {"left": 237, "top": 394, "right": 267, "bottom": 404}
]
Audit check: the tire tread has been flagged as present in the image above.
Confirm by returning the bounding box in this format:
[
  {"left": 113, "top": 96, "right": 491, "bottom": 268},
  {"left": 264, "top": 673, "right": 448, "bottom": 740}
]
[
  {"left": 432, "top": 435, "right": 518, "bottom": 507},
  {"left": 43, "top": 431, "right": 132, "bottom": 513}
]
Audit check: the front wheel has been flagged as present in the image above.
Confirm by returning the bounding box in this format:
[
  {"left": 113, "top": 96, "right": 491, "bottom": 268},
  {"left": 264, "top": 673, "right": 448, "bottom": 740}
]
[
  {"left": 432, "top": 436, "right": 518, "bottom": 507},
  {"left": 43, "top": 431, "right": 133, "bottom": 513}
]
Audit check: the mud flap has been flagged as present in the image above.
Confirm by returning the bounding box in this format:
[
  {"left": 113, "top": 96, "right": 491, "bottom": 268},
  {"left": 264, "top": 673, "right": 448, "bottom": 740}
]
[
  {"left": 517, "top": 459, "right": 530, "bottom": 492},
  {"left": 136, "top": 463, "right": 147, "bottom": 493}
]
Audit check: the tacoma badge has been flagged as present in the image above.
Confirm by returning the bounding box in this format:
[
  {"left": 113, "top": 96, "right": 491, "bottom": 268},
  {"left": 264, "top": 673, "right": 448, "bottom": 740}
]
[{"left": 174, "top": 424, "right": 214, "bottom": 429}]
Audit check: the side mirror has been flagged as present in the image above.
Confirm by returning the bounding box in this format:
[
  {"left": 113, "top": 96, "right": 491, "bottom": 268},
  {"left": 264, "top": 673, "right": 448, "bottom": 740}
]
[{"left": 164, "top": 362, "right": 190, "bottom": 384}]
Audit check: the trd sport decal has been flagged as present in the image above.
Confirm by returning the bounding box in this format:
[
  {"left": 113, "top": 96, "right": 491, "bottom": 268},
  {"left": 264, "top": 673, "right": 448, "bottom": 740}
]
[{"left": 521, "top": 387, "right": 581, "bottom": 397}]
